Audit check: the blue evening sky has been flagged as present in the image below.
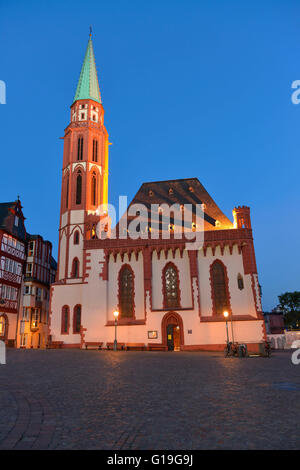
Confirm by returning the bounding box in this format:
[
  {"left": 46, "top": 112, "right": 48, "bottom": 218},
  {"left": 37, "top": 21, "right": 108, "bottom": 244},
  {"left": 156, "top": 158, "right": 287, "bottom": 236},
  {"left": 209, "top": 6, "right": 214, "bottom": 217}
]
[{"left": 0, "top": 0, "right": 299, "bottom": 310}]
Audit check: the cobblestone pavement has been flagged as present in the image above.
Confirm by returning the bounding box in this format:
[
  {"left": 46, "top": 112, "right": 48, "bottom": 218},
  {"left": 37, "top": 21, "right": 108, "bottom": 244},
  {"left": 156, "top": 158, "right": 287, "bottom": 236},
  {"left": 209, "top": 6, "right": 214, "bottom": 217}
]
[{"left": 0, "top": 349, "right": 299, "bottom": 450}]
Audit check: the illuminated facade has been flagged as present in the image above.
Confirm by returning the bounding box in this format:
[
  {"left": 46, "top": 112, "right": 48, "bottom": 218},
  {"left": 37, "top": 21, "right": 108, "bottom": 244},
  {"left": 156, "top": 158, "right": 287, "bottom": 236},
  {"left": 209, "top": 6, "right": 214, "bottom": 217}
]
[
  {"left": 49, "top": 35, "right": 266, "bottom": 352},
  {"left": 17, "top": 235, "right": 57, "bottom": 349},
  {"left": 0, "top": 200, "right": 26, "bottom": 346}
]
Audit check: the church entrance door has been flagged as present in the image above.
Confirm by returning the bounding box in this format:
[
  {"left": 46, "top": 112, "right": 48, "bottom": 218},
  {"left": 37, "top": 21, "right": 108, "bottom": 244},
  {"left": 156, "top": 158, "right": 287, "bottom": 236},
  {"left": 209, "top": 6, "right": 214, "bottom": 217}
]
[{"left": 166, "top": 324, "right": 181, "bottom": 351}]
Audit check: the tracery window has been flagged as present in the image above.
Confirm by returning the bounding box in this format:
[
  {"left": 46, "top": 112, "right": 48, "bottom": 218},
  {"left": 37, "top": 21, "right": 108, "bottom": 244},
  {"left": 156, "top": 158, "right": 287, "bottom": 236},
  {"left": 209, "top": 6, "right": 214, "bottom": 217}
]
[
  {"left": 211, "top": 260, "right": 229, "bottom": 315},
  {"left": 163, "top": 263, "right": 180, "bottom": 309},
  {"left": 119, "top": 266, "right": 134, "bottom": 318}
]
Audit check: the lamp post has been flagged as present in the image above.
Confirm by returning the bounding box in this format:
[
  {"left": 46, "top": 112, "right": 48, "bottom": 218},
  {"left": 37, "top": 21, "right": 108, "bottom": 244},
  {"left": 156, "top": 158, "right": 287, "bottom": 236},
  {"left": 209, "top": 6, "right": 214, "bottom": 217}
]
[
  {"left": 223, "top": 311, "right": 229, "bottom": 344},
  {"left": 113, "top": 310, "right": 119, "bottom": 351}
]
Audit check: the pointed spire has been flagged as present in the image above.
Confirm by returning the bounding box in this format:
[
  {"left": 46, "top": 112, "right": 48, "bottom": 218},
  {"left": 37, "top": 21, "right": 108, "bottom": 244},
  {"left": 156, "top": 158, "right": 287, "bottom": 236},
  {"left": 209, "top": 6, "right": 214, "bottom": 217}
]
[{"left": 73, "top": 33, "right": 101, "bottom": 104}]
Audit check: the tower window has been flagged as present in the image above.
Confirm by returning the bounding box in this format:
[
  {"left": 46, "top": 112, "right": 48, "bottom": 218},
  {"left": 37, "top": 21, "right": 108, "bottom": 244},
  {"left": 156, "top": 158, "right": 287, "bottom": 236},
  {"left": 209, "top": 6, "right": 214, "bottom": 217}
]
[
  {"left": 77, "top": 137, "right": 83, "bottom": 160},
  {"left": 118, "top": 265, "right": 134, "bottom": 318},
  {"left": 92, "top": 139, "right": 98, "bottom": 162},
  {"left": 163, "top": 262, "right": 180, "bottom": 309},
  {"left": 74, "top": 231, "right": 79, "bottom": 245},
  {"left": 72, "top": 258, "right": 79, "bottom": 278},
  {"left": 81, "top": 113, "right": 85, "bottom": 119},
  {"left": 91, "top": 172, "right": 97, "bottom": 206},
  {"left": 76, "top": 171, "right": 82, "bottom": 205}
]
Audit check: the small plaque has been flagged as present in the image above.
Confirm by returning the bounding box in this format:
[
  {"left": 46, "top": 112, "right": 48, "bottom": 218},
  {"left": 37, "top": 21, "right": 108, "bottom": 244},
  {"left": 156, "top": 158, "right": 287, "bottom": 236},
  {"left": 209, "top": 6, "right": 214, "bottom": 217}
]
[
  {"left": 188, "top": 329, "right": 192, "bottom": 334},
  {"left": 148, "top": 330, "right": 158, "bottom": 339}
]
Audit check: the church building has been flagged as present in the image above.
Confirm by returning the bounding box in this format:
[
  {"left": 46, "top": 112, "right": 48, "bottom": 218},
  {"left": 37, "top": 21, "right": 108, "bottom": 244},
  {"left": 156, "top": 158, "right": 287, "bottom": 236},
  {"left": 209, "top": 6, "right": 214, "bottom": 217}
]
[{"left": 49, "top": 35, "right": 266, "bottom": 352}]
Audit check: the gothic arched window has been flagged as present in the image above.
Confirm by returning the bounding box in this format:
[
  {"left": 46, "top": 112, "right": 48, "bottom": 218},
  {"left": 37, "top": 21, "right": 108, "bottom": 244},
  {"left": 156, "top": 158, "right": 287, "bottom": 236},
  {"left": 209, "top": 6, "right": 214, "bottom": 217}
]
[
  {"left": 77, "top": 136, "right": 83, "bottom": 161},
  {"left": 211, "top": 260, "right": 230, "bottom": 315},
  {"left": 118, "top": 265, "right": 134, "bottom": 318},
  {"left": 74, "top": 231, "right": 79, "bottom": 245},
  {"left": 61, "top": 306, "right": 69, "bottom": 334},
  {"left": 76, "top": 171, "right": 82, "bottom": 205},
  {"left": 73, "top": 305, "right": 81, "bottom": 333},
  {"left": 163, "top": 263, "right": 180, "bottom": 309},
  {"left": 72, "top": 258, "right": 79, "bottom": 278},
  {"left": 91, "top": 172, "right": 97, "bottom": 206}
]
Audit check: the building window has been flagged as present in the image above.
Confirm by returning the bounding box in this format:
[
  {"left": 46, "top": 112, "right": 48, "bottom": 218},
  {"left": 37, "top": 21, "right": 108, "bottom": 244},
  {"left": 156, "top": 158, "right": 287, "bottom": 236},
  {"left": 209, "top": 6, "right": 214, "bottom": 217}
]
[
  {"left": 118, "top": 265, "right": 134, "bottom": 318},
  {"left": 28, "top": 241, "right": 35, "bottom": 256},
  {"left": 61, "top": 306, "right": 69, "bottom": 334},
  {"left": 211, "top": 260, "right": 230, "bottom": 315},
  {"left": 31, "top": 309, "right": 39, "bottom": 329},
  {"left": 74, "top": 231, "right": 80, "bottom": 245},
  {"left": 72, "top": 258, "right": 79, "bottom": 278},
  {"left": 163, "top": 262, "right": 180, "bottom": 309},
  {"left": 237, "top": 273, "right": 244, "bottom": 290},
  {"left": 91, "top": 172, "right": 97, "bottom": 206},
  {"left": 76, "top": 171, "right": 82, "bottom": 205},
  {"left": 73, "top": 305, "right": 81, "bottom": 333},
  {"left": 77, "top": 136, "right": 83, "bottom": 161},
  {"left": 92, "top": 139, "right": 98, "bottom": 162}
]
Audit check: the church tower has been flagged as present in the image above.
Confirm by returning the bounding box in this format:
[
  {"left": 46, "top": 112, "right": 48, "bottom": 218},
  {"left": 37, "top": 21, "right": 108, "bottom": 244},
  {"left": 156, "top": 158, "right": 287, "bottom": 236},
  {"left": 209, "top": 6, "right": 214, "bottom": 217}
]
[{"left": 57, "top": 34, "right": 109, "bottom": 281}]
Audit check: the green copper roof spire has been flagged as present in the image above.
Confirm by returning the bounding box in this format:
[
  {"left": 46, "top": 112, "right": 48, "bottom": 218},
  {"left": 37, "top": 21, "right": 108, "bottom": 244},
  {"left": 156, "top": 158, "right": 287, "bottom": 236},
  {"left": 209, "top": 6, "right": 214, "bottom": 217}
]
[{"left": 73, "top": 33, "right": 102, "bottom": 104}]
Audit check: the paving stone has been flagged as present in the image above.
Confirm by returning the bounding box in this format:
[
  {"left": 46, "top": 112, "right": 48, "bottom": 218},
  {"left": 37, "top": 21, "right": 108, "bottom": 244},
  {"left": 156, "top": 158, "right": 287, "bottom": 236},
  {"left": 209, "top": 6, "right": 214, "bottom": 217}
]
[{"left": 0, "top": 350, "right": 299, "bottom": 449}]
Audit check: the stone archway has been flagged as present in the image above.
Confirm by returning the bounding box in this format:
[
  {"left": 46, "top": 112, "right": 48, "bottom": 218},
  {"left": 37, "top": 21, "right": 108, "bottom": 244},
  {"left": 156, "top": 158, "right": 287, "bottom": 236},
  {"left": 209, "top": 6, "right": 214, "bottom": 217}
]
[{"left": 161, "top": 311, "right": 184, "bottom": 351}]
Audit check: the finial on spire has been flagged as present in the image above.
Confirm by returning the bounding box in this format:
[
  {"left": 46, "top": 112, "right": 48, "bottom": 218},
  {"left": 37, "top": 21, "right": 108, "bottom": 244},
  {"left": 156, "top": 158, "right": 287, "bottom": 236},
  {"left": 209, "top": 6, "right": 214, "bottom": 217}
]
[{"left": 89, "top": 25, "right": 92, "bottom": 38}]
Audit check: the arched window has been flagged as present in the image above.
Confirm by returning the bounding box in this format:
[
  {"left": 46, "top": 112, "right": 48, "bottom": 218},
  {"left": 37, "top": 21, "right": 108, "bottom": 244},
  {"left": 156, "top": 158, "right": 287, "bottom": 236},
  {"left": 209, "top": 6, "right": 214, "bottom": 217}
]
[
  {"left": 61, "top": 306, "right": 69, "bottom": 334},
  {"left": 74, "top": 231, "right": 79, "bottom": 245},
  {"left": 163, "top": 263, "right": 180, "bottom": 309},
  {"left": 211, "top": 260, "right": 230, "bottom": 315},
  {"left": 73, "top": 305, "right": 81, "bottom": 333},
  {"left": 76, "top": 171, "right": 82, "bottom": 205},
  {"left": 72, "top": 258, "right": 79, "bottom": 278},
  {"left": 77, "top": 136, "right": 83, "bottom": 160},
  {"left": 118, "top": 265, "right": 134, "bottom": 318},
  {"left": 237, "top": 273, "right": 244, "bottom": 290},
  {"left": 91, "top": 172, "right": 97, "bottom": 206},
  {"left": 92, "top": 139, "right": 98, "bottom": 162}
]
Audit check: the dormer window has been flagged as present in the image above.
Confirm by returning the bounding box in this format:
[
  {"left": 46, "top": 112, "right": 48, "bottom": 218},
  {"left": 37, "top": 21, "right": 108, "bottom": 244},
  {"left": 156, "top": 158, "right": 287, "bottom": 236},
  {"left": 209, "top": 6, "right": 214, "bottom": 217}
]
[{"left": 169, "top": 188, "right": 174, "bottom": 195}]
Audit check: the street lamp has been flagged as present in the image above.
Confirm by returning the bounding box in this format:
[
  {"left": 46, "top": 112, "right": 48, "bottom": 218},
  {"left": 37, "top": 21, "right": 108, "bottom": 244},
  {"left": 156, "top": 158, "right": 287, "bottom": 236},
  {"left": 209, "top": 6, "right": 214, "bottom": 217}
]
[
  {"left": 113, "top": 309, "right": 119, "bottom": 351},
  {"left": 223, "top": 311, "right": 229, "bottom": 344}
]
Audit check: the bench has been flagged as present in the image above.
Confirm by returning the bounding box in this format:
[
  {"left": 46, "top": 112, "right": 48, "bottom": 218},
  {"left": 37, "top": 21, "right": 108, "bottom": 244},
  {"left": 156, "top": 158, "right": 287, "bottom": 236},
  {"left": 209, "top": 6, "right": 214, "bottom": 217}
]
[
  {"left": 125, "top": 343, "right": 146, "bottom": 351},
  {"left": 85, "top": 342, "right": 103, "bottom": 350},
  {"left": 148, "top": 343, "right": 168, "bottom": 351},
  {"left": 47, "top": 341, "right": 63, "bottom": 349},
  {"left": 106, "top": 342, "right": 125, "bottom": 350}
]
